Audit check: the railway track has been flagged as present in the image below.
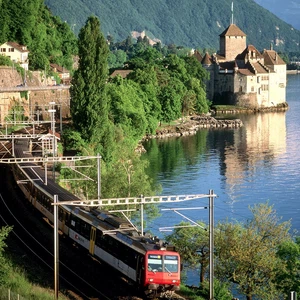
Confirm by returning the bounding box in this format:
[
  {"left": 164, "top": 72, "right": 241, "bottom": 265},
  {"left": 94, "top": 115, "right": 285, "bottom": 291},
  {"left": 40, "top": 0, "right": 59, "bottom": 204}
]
[
  {"left": 0, "top": 165, "right": 142, "bottom": 300},
  {"left": 0, "top": 127, "right": 187, "bottom": 300}
]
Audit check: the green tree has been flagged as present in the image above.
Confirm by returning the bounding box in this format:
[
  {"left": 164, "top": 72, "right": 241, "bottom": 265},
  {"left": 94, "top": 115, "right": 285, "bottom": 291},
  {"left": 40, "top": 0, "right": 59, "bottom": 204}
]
[
  {"left": 106, "top": 77, "right": 147, "bottom": 144},
  {"left": 215, "top": 202, "right": 291, "bottom": 300},
  {"left": 108, "top": 49, "right": 127, "bottom": 69},
  {"left": 127, "top": 65, "right": 161, "bottom": 134},
  {"left": 0, "top": 226, "right": 12, "bottom": 286},
  {"left": 166, "top": 221, "right": 209, "bottom": 283},
  {"left": 70, "top": 16, "right": 114, "bottom": 160},
  {"left": 274, "top": 237, "right": 300, "bottom": 296},
  {"left": 159, "top": 77, "right": 185, "bottom": 123}
]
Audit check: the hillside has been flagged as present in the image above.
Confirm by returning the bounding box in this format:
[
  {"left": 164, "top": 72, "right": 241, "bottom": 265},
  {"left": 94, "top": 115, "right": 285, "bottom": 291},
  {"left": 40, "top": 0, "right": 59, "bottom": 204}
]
[
  {"left": 254, "top": 0, "right": 300, "bottom": 30},
  {"left": 44, "top": 0, "right": 300, "bottom": 53}
]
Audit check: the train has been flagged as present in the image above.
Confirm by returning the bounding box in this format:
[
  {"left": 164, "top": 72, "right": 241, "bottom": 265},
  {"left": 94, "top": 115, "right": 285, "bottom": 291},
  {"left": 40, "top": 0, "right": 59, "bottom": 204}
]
[{"left": 10, "top": 138, "right": 181, "bottom": 298}]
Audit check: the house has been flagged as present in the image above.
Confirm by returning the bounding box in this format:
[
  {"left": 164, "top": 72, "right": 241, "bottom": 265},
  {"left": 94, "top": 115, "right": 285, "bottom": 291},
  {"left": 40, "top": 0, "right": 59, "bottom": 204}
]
[
  {"left": 50, "top": 63, "right": 71, "bottom": 84},
  {"left": 110, "top": 69, "right": 133, "bottom": 78},
  {"left": 198, "top": 23, "right": 287, "bottom": 109},
  {"left": 0, "top": 41, "right": 29, "bottom": 70}
]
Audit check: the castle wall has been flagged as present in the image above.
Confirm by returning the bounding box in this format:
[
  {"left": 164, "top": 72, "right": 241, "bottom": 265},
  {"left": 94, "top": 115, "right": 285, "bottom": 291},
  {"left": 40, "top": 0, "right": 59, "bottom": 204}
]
[
  {"left": 235, "top": 92, "right": 258, "bottom": 108},
  {"left": 221, "top": 36, "right": 246, "bottom": 61}
]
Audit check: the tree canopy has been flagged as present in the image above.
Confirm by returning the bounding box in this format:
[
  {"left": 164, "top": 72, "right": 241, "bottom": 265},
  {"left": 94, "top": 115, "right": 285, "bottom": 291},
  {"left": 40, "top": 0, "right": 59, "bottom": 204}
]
[
  {"left": 0, "top": 0, "right": 77, "bottom": 71},
  {"left": 166, "top": 202, "right": 296, "bottom": 300},
  {"left": 0, "top": 226, "right": 12, "bottom": 286}
]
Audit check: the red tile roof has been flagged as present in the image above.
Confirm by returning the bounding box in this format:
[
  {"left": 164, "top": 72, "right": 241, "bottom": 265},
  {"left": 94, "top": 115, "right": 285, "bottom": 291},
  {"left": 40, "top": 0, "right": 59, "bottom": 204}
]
[
  {"left": 193, "top": 50, "right": 203, "bottom": 62},
  {"left": 6, "top": 41, "right": 29, "bottom": 53},
  {"left": 263, "top": 50, "right": 285, "bottom": 65},
  {"left": 236, "top": 45, "right": 263, "bottom": 60},
  {"left": 219, "top": 24, "right": 246, "bottom": 37},
  {"left": 201, "top": 52, "right": 212, "bottom": 65}
]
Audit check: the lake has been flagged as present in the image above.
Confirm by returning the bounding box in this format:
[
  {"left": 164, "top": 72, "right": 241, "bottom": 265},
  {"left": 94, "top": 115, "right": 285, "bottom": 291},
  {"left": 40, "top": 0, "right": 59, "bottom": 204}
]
[{"left": 141, "top": 74, "right": 300, "bottom": 286}]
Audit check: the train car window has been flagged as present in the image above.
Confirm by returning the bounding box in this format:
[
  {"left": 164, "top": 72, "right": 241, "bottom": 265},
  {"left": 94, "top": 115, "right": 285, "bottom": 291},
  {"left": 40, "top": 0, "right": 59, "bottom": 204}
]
[
  {"left": 64, "top": 212, "right": 70, "bottom": 227},
  {"left": 47, "top": 198, "right": 54, "bottom": 213},
  {"left": 71, "top": 217, "right": 91, "bottom": 240},
  {"left": 148, "top": 254, "right": 163, "bottom": 272},
  {"left": 58, "top": 207, "right": 64, "bottom": 222},
  {"left": 95, "top": 229, "right": 103, "bottom": 247},
  {"left": 164, "top": 255, "right": 179, "bottom": 273},
  {"left": 99, "top": 234, "right": 108, "bottom": 251}
]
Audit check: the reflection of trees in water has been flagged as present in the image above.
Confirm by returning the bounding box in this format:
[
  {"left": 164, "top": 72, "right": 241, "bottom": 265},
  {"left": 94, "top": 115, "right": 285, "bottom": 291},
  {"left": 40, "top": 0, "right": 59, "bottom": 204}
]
[{"left": 142, "top": 130, "right": 209, "bottom": 178}]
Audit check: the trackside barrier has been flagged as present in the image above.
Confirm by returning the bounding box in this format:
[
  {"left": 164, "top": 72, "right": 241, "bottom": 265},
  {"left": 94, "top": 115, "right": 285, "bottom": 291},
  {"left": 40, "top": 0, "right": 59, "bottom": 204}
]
[{"left": 0, "top": 288, "right": 25, "bottom": 300}]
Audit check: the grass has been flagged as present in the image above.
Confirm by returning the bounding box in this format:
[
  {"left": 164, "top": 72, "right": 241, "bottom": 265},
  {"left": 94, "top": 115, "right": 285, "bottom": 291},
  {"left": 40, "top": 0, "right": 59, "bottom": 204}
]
[
  {"left": 177, "top": 284, "right": 206, "bottom": 300},
  {"left": 0, "top": 267, "right": 69, "bottom": 300}
]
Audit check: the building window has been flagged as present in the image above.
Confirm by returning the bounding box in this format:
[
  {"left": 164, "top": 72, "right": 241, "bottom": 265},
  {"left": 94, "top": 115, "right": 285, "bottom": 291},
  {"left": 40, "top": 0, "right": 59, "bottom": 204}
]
[
  {"left": 8, "top": 48, "right": 14, "bottom": 52},
  {"left": 0, "top": 48, "right": 6, "bottom": 52},
  {"left": 251, "top": 86, "right": 255, "bottom": 92},
  {"left": 262, "top": 85, "right": 269, "bottom": 91}
]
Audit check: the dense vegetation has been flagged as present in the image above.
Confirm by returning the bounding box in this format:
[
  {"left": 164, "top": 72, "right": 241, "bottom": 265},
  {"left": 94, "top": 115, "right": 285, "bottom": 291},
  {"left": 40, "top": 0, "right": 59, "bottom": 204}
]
[
  {"left": 44, "top": 0, "right": 300, "bottom": 53},
  {"left": 167, "top": 203, "right": 300, "bottom": 300},
  {"left": 0, "top": 0, "right": 77, "bottom": 72},
  {"left": 62, "top": 16, "right": 210, "bottom": 225}
]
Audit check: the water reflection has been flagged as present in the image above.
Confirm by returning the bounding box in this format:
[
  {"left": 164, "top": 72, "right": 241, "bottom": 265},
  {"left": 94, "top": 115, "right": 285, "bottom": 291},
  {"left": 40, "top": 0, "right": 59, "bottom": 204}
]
[
  {"left": 142, "top": 75, "right": 299, "bottom": 235},
  {"left": 141, "top": 75, "right": 300, "bottom": 290},
  {"left": 223, "top": 111, "right": 287, "bottom": 202}
]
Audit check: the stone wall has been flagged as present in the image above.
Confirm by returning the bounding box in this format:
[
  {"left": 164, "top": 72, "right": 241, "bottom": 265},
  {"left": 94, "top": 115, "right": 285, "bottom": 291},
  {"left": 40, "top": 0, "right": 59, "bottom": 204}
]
[{"left": 144, "top": 115, "right": 243, "bottom": 140}]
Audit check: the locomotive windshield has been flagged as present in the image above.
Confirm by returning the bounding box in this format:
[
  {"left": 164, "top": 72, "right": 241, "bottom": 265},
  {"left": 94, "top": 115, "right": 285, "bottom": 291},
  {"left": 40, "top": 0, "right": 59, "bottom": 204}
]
[{"left": 147, "top": 254, "right": 178, "bottom": 273}]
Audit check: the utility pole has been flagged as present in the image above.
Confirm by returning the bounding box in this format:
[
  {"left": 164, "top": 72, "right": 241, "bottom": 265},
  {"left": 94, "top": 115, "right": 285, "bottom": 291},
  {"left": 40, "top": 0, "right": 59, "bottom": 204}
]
[
  {"left": 48, "top": 102, "right": 56, "bottom": 181},
  {"left": 209, "top": 189, "right": 214, "bottom": 300},
  {"left": 54, "top": 195, "right": 59, "bottom": 299}
]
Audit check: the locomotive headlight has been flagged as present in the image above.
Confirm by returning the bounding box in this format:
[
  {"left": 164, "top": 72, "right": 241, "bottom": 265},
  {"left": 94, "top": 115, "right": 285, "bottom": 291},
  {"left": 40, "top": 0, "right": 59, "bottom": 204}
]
[
  {"left": 172, "top": 280, "right": 177, "bottom": 283},
  {"left": 149, "top": 278, "right": 154, "bottom": 282}
]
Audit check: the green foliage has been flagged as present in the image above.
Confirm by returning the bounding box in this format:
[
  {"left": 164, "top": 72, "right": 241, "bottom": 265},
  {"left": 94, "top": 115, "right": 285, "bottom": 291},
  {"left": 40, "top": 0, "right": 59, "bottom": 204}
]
[
  {"left": 0, "top": 267, "right": 68, "bottom": 299},
  {"left": 0, "top": 0, "right": 77, "bottom": 71},
  {"left": 197, "top": 279, "right": 233, "bottom": 300},
  {"left": 70, "top": 15, "right": 115, "bottom": 161},
  {"left": 101, "top": 141, "right": 157, "bottom": 199},
  {"left": 106, "top": 78, "right": 148, "bottom": 144},
  {"left": 166, "top": 221, "right": 209, "bottom": 283},
  {"left": 215, "top": 202, "right": 291, "bottom": 300},
  {"left": 0, "top": 55, "right": 14, "bottom": 66},
  {"left": 166, "top": 203, "right": 295, "bottom": 299},
  {"left": 45, "top": 0, "right": 300, "bottom": 52},
  {"left": 274, "top": 237, "right": 300, "bottom": 295},
  {"left": 159, "top": 76, "right": 185, "bottom": 123},
  {"left": 0, "top": 226, "right": 13, "bottom": 286},
  {"left": 108, "top": 49, "right": 127, "bottom": 69},
  {"left": 61, "top": 128, "right": 90, "bottom": 154},
  {"left": 178, "top": 284, "right": 206, "bottom": 300}
]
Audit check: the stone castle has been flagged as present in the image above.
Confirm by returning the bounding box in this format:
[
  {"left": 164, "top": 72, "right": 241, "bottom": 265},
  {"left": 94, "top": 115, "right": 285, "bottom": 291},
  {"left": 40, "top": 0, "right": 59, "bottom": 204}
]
[{"left": 195, "top": 23, "right": 287, "bottom": 109}]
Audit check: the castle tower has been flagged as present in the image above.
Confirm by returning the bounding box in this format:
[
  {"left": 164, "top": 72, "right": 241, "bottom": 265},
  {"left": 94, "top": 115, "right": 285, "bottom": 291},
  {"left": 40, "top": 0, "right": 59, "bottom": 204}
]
[{"left": 219, "top": 24, "right": 247, "bottom": 61}]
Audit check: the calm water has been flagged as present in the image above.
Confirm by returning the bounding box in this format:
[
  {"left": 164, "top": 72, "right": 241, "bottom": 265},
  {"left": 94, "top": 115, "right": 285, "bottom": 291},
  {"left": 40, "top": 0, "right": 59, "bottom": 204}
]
[
  {"left": 142, "top": 73, "right": 300, "bottom": 243},
  {"left": 142, "top": 74, "right": 300, "bottom": 289}
]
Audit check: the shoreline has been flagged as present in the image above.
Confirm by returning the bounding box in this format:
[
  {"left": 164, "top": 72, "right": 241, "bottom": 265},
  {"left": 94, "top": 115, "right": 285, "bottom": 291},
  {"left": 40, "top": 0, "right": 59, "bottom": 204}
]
[{"left": 142, "top": 103, "right": 289, "bottom": 141}]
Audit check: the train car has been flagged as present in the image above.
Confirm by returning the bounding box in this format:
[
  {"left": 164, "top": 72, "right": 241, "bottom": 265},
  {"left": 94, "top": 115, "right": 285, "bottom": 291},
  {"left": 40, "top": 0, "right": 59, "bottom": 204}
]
[{"left": 11, "top": 139, "right": 181, "bottom": 298}]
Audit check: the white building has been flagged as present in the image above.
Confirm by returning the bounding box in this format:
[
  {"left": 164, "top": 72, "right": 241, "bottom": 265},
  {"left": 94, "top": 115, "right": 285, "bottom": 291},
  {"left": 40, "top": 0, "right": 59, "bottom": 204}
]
[
  {"left": 0, "top": 41, "right": 29, "bottom": 70},
  {"left": 198, "top": 24, "right": 287, "bottom": 109}
]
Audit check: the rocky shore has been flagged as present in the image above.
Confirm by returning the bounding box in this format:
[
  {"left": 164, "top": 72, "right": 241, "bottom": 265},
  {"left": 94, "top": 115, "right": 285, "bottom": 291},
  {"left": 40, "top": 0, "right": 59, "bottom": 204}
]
[{"left": 144, "top": 115, "right": 243, "bottom": 140}]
